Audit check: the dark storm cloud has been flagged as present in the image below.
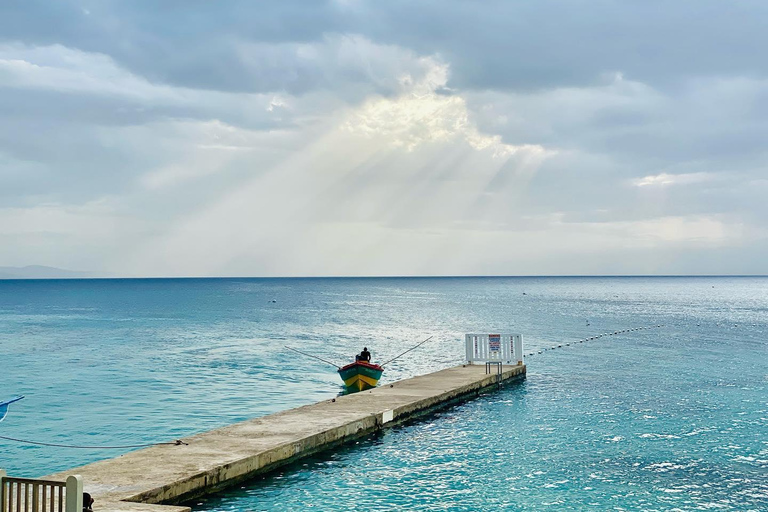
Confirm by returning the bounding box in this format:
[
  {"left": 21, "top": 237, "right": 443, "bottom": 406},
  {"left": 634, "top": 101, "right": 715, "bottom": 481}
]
[
  {"left": 4, "top": 1, "right": 767, "bottom": 94},
  {"left": 0, "top": 0, "right": 346, "bottom": 94},
  {"left": 359, "top": 0, "right": 768, "bottom": 90}
]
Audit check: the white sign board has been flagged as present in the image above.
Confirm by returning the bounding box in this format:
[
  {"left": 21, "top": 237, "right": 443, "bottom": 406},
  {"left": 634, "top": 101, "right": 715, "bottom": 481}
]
[{"left": 465, "top": 333, "right": 523, "bottom": 365}]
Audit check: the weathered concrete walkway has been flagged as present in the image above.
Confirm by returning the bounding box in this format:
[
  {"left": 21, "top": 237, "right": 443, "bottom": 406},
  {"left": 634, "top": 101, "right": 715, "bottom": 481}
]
[{"left": 45, "top": 364, "right": 525, "bottom": 512}]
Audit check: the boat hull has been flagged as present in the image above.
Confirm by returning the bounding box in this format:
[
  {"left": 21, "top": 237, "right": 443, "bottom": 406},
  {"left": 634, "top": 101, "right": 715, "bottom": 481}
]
[{"left": 337, "top": 361, "right": 384, "bottom": 392}]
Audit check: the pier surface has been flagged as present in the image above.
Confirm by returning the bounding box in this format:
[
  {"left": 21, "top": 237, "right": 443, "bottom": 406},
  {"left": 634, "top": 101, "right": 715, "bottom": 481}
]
[{"left": 45, "top": 364, "right": 525, "bottom": 512}]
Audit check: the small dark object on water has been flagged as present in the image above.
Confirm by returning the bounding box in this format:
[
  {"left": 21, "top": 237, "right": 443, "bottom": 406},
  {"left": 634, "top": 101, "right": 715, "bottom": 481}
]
[{"left": 83, "top": 492, "right": 94, "bottom": 512}]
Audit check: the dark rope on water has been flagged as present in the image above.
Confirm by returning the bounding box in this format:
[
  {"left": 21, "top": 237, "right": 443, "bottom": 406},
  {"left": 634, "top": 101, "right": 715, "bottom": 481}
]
[
  {"left": 0, "top": 434, "right": 188, "bottom": 449},
  {"left": 522, "top": 324, "right": 664, "bottom": 359}
]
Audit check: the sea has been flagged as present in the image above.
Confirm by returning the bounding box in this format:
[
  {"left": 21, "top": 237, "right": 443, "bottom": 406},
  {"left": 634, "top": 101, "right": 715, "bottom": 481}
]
[{"left": 0, "top": 277, "right": 766, "bottom": 511}]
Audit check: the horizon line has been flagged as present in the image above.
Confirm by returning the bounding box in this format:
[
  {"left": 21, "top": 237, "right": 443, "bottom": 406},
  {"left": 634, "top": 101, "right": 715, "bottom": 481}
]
[{"left": 1, "top": 274, "right": 767, "bottom": 281}]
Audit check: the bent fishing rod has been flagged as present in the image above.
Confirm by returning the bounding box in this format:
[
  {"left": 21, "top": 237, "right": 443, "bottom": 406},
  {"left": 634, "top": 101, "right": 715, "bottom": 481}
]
[
  {"left": 284, "top": 345, "right": 341, "bottom": 368},
  {"left": 380, "top": 335, "right": 434, "bottom": 367}
]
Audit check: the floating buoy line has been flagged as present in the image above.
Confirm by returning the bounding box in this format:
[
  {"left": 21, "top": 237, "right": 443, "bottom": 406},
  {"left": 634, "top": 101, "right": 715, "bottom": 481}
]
[{"left": 522, "top": 324, "right": 664, "bottom": 359}]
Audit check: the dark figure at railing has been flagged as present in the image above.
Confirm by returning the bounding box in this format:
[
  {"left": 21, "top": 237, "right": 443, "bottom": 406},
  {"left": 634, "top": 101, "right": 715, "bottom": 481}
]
[
  {"left": 356, "top": 347, "right": 371, "bottom": 363},
  {"left": 83, "top": 492, "right": 95, "bottom": 511}
]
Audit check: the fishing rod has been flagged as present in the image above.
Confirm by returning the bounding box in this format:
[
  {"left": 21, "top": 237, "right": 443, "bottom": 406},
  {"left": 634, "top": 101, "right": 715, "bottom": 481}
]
[
  {"left": 285, "top": 346, "right": 341, "bottom": 369},
  {"left": 381, "top": 336, "right": 434, "bottom": 367}
]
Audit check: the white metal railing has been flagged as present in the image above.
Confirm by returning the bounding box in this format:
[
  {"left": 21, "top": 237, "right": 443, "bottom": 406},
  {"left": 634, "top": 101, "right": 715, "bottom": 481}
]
[
  {"left": 465, "top": 333, "right": 523, "bottom": 365},
  {"left": 0, "top": 470, "right": 82, "bottom": 512}
]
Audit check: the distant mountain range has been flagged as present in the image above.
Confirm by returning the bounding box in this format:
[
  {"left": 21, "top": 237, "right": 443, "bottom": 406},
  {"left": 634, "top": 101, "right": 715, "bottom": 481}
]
[{"left": 0, "top": 265, "right": 96, "bottom": 279}]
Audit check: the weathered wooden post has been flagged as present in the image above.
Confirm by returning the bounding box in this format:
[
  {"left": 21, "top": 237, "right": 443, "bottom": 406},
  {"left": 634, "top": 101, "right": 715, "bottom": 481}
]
[
  {"left": 65, "top": 475, "right": 82, "bottom": 512},
  {"left": 0, "top": 469, "right": 6, "bottom": 512},
  {"left": 32, "top": 481, "right": 40, "bottom": 512}
]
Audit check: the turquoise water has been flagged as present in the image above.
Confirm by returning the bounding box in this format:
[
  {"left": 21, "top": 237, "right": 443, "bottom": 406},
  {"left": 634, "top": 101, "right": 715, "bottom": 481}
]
[{"left": 1, "top": 277, "right": 766, "bottom": 510}]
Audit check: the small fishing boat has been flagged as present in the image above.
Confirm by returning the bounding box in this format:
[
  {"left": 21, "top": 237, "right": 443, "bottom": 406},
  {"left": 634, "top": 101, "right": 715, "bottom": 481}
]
[
  {"left": 285, "top": 335, "right": 433, "bottom": 394},
  {"left": 337, "top": 360, "right": 384, "bottom": 392}
]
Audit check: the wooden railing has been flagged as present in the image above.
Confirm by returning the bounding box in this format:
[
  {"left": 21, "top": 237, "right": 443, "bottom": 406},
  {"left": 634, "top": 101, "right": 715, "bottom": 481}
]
[{"left": 0, "top": 471, "right": 82, "bottom": 512}]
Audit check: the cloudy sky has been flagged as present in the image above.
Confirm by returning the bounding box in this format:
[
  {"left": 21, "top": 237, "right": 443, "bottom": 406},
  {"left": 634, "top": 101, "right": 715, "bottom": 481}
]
[{"left": 1, "top": 0, "right": 767, "bottom": 277}]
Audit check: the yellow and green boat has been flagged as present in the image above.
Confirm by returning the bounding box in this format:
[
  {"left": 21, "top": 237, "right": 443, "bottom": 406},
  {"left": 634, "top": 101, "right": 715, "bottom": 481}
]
[{"left": 337, "top": 361, "right": 384, "bottom": 392}]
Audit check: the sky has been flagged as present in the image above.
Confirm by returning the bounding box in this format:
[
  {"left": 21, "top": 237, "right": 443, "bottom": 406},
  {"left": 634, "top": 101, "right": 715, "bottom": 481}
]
[{"left": 1, "top": 0, "right": 767, "bottom": 277}]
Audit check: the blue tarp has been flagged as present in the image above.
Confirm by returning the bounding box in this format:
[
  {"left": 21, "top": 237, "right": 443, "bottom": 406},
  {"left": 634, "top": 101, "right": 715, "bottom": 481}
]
[{"left": 0, "top": 396, "right": 24, "bottom": 422}]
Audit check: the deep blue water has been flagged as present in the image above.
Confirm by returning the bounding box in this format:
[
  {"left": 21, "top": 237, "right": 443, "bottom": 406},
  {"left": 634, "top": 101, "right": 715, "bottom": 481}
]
[{"left": 0, "top": 277, "right": 766, "bottom": 510}]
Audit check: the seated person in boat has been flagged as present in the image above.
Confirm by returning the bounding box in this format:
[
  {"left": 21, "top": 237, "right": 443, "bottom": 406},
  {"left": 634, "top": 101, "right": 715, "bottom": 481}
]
[{"left": 355, "top": 347, "right": 371, "bottom": 363}]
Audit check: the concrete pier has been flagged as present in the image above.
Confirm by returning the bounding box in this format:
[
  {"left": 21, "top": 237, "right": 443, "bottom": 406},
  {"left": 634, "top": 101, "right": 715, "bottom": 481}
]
[{"left": 45, "top": 364, "right": 525, "bottom": 512}]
